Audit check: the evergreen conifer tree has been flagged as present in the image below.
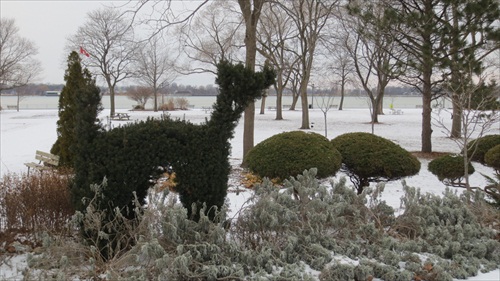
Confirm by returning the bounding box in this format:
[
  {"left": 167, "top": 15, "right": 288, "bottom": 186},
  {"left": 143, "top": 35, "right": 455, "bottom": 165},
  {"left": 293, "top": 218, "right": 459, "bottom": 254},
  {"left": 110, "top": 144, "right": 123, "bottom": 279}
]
[{"left": 51, "top": 51, "right": 102, "bottom": 169}]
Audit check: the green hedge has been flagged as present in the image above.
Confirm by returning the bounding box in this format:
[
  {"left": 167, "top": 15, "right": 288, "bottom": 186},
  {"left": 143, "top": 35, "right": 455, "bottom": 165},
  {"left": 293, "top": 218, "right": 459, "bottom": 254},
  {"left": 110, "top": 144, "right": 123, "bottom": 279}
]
[
  {"left": 331, "top": 132, "right": 420, "bottom": 194},
  {"left": 245, "top": 131, "right": 342, "bottom": 181},
  {"left": 466, "top": 135, "right": 500, "bottom": 164},
  {"left": 484, "top": 144, "right": 500, "bottom": 172},
  {"left": 428, "top": 154, "right": 475, "bottom": 186},
  {"left": 73, "top": 61, "right": 275, "bottom": 224}
]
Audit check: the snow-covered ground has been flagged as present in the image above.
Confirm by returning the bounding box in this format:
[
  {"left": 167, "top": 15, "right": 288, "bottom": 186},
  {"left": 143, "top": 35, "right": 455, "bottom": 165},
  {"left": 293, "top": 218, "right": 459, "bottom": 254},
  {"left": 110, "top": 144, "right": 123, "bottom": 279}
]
[{"left": 1, "top": 107, "right": 499, "bottom": 280}]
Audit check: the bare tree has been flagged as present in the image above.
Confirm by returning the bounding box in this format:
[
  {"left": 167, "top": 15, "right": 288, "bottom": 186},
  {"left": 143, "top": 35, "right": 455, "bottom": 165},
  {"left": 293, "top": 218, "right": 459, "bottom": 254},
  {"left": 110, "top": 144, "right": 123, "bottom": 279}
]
[
  {"left": 257, "top": 2, "right": 299, "bottom": 119},
  {"left": 321, "top": 16, "right": 355, "bottom": 111},
  {"left": 314, "top": 87, "right": 336, "bottom": 137},
  {"left": 126, "top": 86, "right": 152, "bottom": 109},
  {"left": 0, "top": 18, "right": 41, "bottom": 106},
  {"left": 13, "top": 84, "right": 39, "bottom": 111},
  {"left": 275, "top": 0, "right": 339, "bottom": 129},
  {"left": 284, "top": 64, "right": 302, "bottom": 111},
  {"left": 135, "top": 36, "right": 178, "bottom": 112},
  {"left": 322, "top": 51, "right": 354, "bottom": 111},
  {"left": 178, "top": 1, "right": 243, "bottom": 75},
  {"left": 68, "top": 7, "right": 137, "bottom": 117},
  {"left": 126, "top": 1, "right": 209, "bottom": 35},
  {"left": 341, "top": 1, "right": 403, "bottom": 124}
]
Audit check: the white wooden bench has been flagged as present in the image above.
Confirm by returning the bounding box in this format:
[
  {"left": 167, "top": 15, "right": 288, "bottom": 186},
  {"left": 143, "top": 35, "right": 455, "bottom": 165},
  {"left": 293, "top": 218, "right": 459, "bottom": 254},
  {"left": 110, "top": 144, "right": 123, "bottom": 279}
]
[
  {"left": 202, "top": 107, "right": 213, "bottom": 113},
  {"left": 111, "top": 112, "right": 130, "bottom": 121},
  {"left": 25, "top": 150, "right": 60, "bottom": 175}
]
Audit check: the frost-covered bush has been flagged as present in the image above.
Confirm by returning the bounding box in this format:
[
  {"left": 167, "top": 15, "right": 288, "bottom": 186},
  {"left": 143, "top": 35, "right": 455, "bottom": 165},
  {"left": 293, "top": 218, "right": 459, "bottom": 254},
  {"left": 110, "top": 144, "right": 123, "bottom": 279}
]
[
  {"left": 235, "top": 169, "right": 396, "bottom": 274},
  {"left": 394, "top": 183, "right": 500, "bottom": 275},
  {"left": 245, "top": 131, "right": 342, "bottom": 181},
  {"left": 319, "top": 262, "right": 355, "bottom": 280},
  {"left": 331, "top": 132, "right": 421, "bottom": 194},
  {"left": 23, "top": 170, "right": 500, "bottom": 280},
  {"left": 428, "top": 154, "right": 475, "bottom": 186}
]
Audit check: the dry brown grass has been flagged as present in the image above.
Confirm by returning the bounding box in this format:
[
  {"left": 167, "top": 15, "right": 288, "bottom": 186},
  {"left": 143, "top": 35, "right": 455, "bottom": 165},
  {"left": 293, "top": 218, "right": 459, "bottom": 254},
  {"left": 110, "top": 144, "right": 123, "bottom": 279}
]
[
  {"left": 159, "top": 98, "right": 176, "bottom": 111},
  {"left": 411, "top": 151, "right": 451, "bottom": 160},
  {"left": 0, "top": 171, "right": 74, "bottom": 242}
]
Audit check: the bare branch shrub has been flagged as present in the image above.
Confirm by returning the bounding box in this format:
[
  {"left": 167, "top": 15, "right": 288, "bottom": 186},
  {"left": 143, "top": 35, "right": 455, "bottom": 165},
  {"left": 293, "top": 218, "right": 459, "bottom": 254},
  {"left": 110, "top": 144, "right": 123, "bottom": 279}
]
[
  {"left": 126, "top": 86, "right": 152, "bottom": 109},
  {"left": 0, "top": 171, "right": 74, "bottom": 240},
  {"left": 175, "top": 97, "right": 190, "bottom": 110},
  {"left": 159, "top": 97, "right": 175, "bottom": 111}
]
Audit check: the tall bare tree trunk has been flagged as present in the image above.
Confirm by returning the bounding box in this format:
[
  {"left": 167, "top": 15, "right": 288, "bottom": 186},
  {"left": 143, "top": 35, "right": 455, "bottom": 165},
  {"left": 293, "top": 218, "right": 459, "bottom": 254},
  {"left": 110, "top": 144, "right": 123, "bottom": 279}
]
[
  {"left": 275, "top": 84, "right": 283, "bottom": 120},
  {"left": 377, "top": 95, "right": 384, "bottom": 115},
  {"left": 290, "top": 93, "right": 299, "bottom": 110},
  {"left": 300, "top": 82, "right": 310, "bottom": 129},
  {"left": 339, "top": 82, "right": 345, "bottom": 110},
  {"left": 260, "top": 95, "right": 267, "bottom": 114},
  {"left": 239, "top": 0, "right": 264, "bottom": 164},
  {"left": 371, "top": 98, "right": 379, "bottom": 123},
  {"left": 153, "top": 80, "right": 158, "bottom": 112},
  {"left": 107, "top": 79, "right": 116, "bottom": 117}
]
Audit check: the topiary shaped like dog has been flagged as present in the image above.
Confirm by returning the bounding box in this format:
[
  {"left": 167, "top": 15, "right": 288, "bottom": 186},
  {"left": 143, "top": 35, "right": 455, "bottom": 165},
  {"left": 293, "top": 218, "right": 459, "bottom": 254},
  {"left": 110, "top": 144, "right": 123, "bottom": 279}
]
[{"left": 73, "top": 61, "right": 275, "bottom": 222}]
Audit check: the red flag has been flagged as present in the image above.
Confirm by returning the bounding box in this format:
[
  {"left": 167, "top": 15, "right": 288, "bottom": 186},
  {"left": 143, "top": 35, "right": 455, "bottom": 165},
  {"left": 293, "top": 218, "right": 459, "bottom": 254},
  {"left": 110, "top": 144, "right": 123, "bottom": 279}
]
[{"left": 79, "top": 46, "right": 90, "bottom": 57}]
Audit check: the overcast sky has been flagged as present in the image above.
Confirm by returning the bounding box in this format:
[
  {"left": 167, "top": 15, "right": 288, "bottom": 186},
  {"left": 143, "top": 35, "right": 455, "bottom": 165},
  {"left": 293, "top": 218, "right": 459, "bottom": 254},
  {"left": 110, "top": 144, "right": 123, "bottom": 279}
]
[{"left": 1, "top": 0, "right": 215, "bottom": 87}]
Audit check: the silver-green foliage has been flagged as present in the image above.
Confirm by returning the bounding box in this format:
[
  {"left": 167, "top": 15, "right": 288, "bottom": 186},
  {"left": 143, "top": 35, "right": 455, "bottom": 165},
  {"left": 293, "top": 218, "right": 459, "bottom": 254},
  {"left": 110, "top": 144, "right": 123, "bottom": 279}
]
[
  {"left": 24, "top": 169, "right": 500, "bottom": 280},
  {"left": 237, "top": 169, "right": 500, "bottom": 280}
]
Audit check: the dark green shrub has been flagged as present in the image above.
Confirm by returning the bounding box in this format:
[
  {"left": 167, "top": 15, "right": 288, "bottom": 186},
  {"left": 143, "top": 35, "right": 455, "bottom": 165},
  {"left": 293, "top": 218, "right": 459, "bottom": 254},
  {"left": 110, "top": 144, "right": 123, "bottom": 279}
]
[
  {"left": 466, "top": 134, "right": 500, "bottom": 164},
  {"left": 477, "top": 142, "right": 500, "bottom": 207},
  {"left": 331, "top": 132, "right": 420, "bottom": 194},
  {"left": 428, "top": 155, "right": 475, "bottom": 187},
  {"left": 484, "top": 144, "right": 500, "bottom": 172},
  {"left": 244, "top": 131, "right": 342, "bottom": 180},
  {"left": 73, "top": 60, "right": 275, "bottom": 225}
]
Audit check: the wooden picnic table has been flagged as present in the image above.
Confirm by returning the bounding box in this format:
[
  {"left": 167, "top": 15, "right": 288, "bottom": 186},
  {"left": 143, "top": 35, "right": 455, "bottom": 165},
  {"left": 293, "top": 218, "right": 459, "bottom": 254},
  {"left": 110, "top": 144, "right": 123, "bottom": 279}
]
[{"left": 111, "top": 112, "right": 130, "bottom": 121}]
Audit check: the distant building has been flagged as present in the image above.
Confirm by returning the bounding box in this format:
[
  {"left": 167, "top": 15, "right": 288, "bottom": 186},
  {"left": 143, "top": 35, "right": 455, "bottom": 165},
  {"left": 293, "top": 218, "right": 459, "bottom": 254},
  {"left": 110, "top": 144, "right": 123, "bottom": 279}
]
[{"left": 44, "top": 91, "right": 60, "bottom": 96}]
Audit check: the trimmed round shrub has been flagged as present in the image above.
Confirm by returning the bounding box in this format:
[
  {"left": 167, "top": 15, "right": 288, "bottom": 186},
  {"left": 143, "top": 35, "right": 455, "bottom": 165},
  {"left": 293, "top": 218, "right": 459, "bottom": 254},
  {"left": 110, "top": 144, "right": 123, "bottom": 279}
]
[
  {"left": 484, "top": 144, "right": 500, "bottom": 172},
  {"left": 428, "top": 154, "right": 475, "bottom": 186},
  {"left": 331, "top": 132, "right": 420, "bottom": 194},
  {"left": 244, "top": 131, "right": 342, "bottom": 180},
  {"left": 466, "top": 134, "right": 500, "bottom": 164}
]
